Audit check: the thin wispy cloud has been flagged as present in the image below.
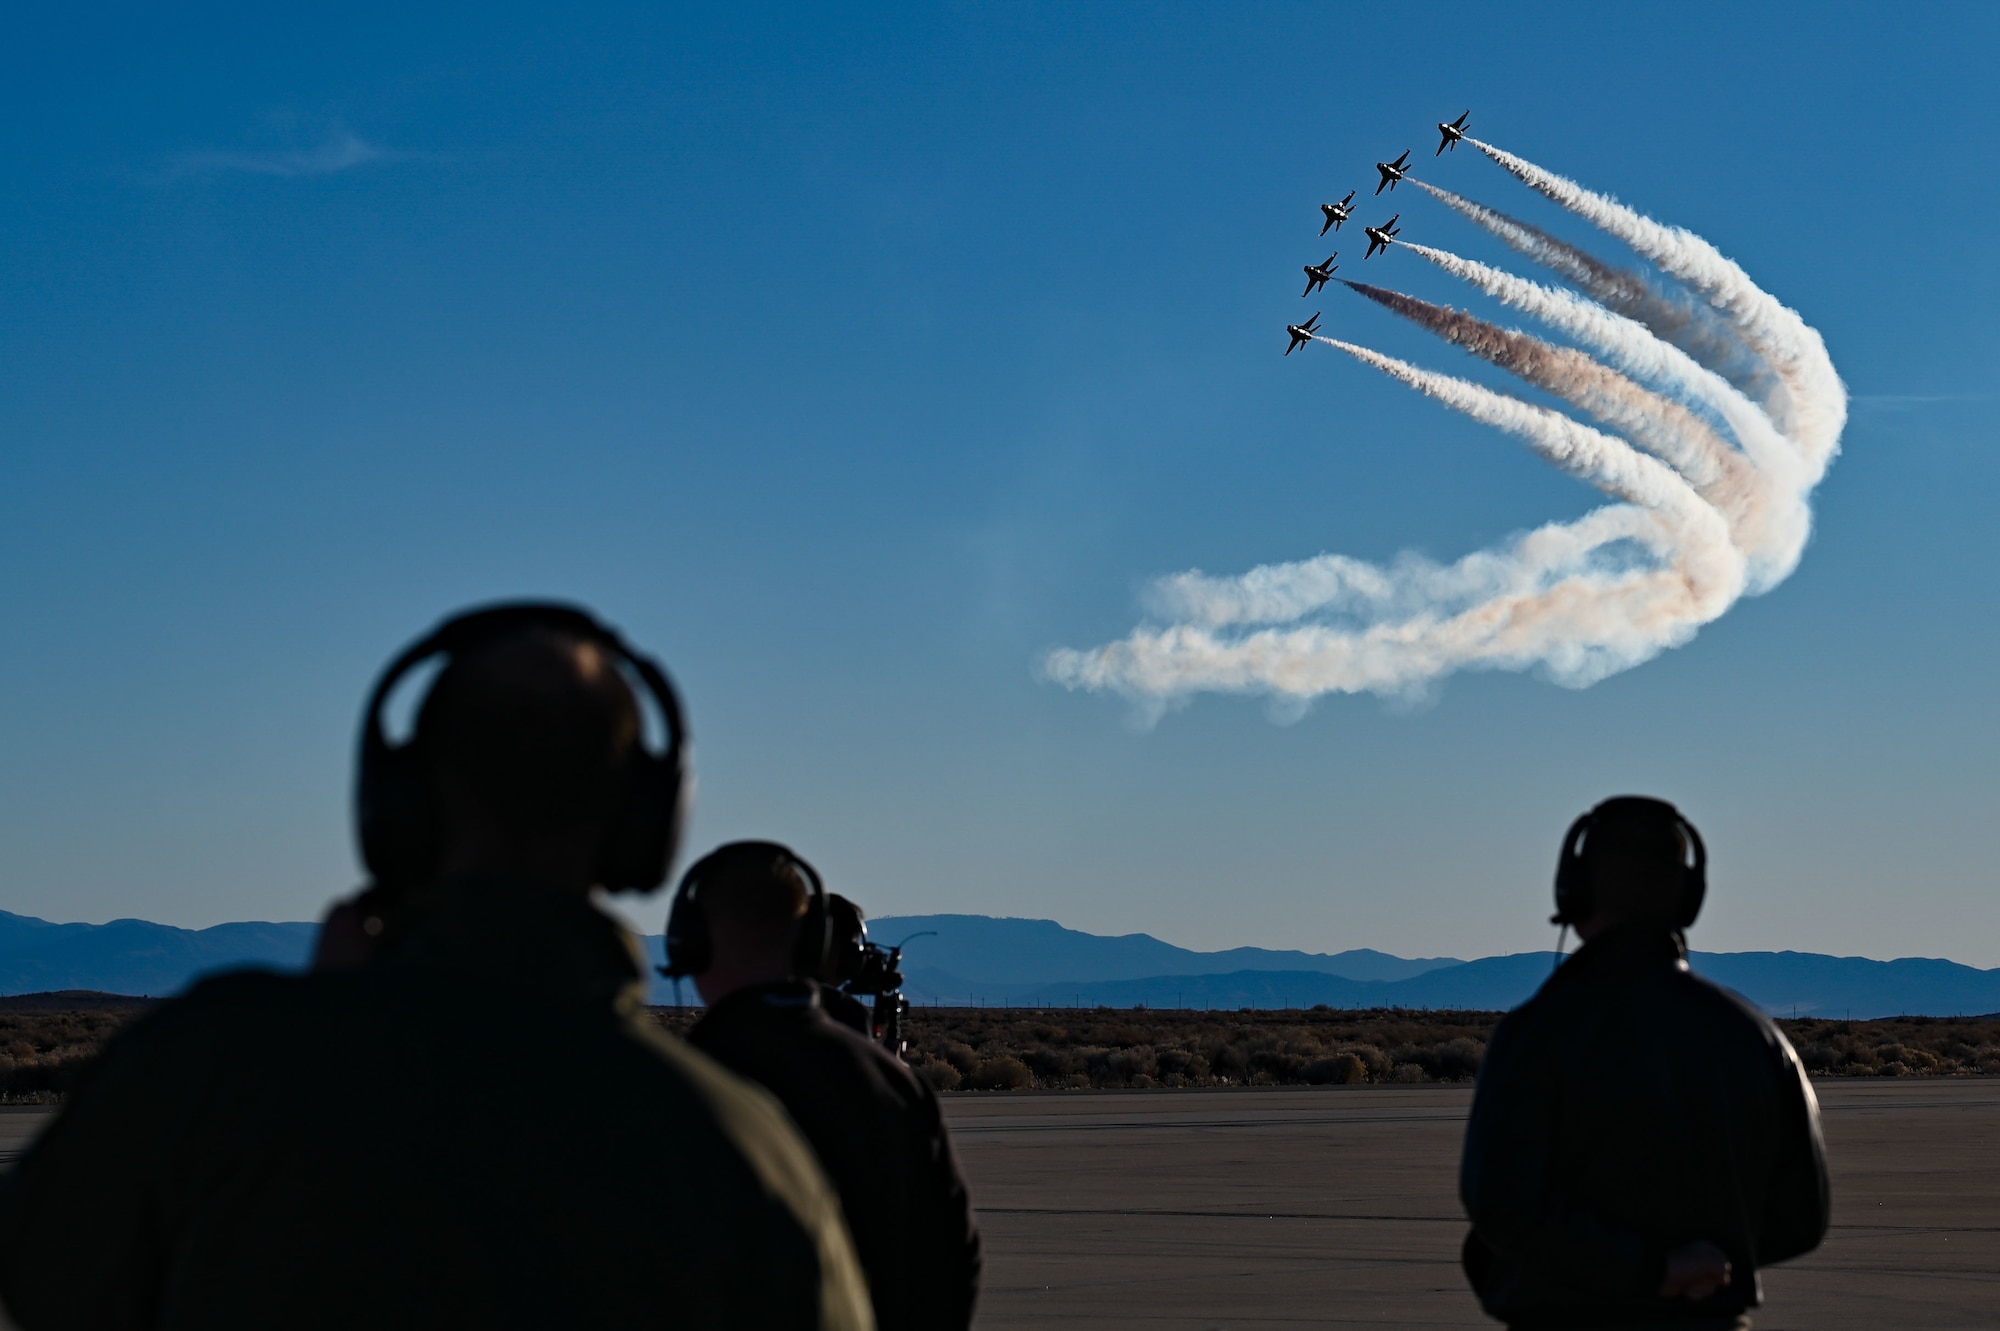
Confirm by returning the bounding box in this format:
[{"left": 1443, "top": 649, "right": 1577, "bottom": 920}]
[
  {"left": 1850, "top": 393, "right": 1992, "bottom": 409},
  {"left": 164, "top": 128, "right": 388, "bottom": 181}
]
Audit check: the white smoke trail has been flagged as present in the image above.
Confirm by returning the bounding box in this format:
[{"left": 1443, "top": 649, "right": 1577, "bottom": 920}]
[
  {"left": 1342, "top": 278, "right": 1737, "bottom": 495},
  {"left": 1395, "top": 242, "right": 1812, "bottom": 592},
  {"left": 1469, "top": 138, "right": 1846, "bottom": 474},
  {"left": 1315, "top": 338, "right": 1733, "bottom": 572},
  {"left": 1042, "top": 142, "right": 1842, "bottom": 712},
  {"left": 1411, "top": 180, "right": 1763, "bottom": 394}
]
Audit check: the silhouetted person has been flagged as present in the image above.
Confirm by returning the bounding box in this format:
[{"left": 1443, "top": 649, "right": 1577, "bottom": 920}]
[
  {"left": 669, "top": 844, "right": 980, "bottom": 1331},
  {"left": 0, "top": 605, "right": 871, "bottom": 1331},
  {"left": 1460, "top": 796, "right": 1829, "bottom": 1330}
]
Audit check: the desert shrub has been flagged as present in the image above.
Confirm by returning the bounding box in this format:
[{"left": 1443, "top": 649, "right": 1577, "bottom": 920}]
[
  {"left": 918, "top": 1059, "right": 962, "bottom": 1092},
  {"left": 1248, "top": 1049, "right": 1307, "bottom": 1083},
  {"left": 1338, "top": 1043, "right": 1393, "bottom": 1079},
  {"left": 0, "top": 1006, "right": 144, "bottom": 1101},
  {"left": 1304, "top": 1054, "right": 1368, "bottom": 1085},
  {"left": 966, "top": 1057, "right": 1033, "bottom": 1091},
  {"left": 1207, "top": 1042, "right": 1250, "bottom": 1081},
  {"left": 1103, "top": 1048, "right": 1157, "bottom": 1085},
  {"left": 1022, "top": 1044, "right": 1080, "bottom": 1079}
]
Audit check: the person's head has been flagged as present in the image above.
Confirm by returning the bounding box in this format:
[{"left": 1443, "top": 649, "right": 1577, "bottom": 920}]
[
  {"left": 412, "top": 625, "right": 641, "bottom": 893},
  {"left": 1554, "top": 796, "right": 1706, "bottom": 941},
  {"left": 682, "top": 843, "right": 818, "bottom": 1004}
]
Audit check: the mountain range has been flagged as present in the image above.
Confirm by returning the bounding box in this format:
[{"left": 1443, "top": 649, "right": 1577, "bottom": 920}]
[{"left": 4, "top": 908, "right": 1997, "bottom": 1019}]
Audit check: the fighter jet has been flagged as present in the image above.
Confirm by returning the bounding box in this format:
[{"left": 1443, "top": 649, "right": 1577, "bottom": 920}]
[
  {"left": 1363, "top": 215, "right": 1401, "bottom": 259},
  {"left": 1301, "top": 254, "right": 1338, "bottom": 297},
  {"left": 1284, "top": 311, "right": 1322, "bottom": 355},
  {"left": 1319, "top": 191, "right": 1356, "bottom": 236},
  {"left": 1436, "top": 111, "right": 1470, "bottom": 156},
  {"left": 1374, "top": 150, "right": 1412, "bottom": 195}
]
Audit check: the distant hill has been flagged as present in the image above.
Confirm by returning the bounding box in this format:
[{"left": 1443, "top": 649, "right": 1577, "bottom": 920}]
[
  {"left": 6, "top": 907, "right": 1998, "bottom": 1019},
  {"left": 0, "top": 910, "right": 316, "bottom": 998},
  {"left": 885, "top": 949, "right": 2000, "bottom": 1020},
  {"left": 865, "top": 914, "right": 1462, "bottom": 985}
]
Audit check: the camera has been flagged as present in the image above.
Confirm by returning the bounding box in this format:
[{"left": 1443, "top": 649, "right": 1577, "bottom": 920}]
[{"left": 822, "top": 895, "right": 921, "bottom": 1057}]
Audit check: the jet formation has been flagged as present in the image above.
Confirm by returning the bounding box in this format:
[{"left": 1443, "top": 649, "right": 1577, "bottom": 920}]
[{"left": 1286, "top": 111, "right": 1465, "bottom": 352}]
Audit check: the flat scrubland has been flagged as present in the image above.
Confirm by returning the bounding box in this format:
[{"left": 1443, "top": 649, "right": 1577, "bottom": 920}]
[
  {"left": 4, "top": 997, "right": 1997, "bottom": 1101},
  {"left": 886, "top": 1007, "right": 2000, "bottom": 1091}
]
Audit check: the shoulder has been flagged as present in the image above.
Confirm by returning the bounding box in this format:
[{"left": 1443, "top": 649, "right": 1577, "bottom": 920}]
[
  {"left": 622, "top": 1018, "right": 874, "bottom": 1320},
  {"left": 1674, "top": 965, "right": 1779, "bottom": 1035},
  {"left": 624, "top": 1009, "right": 840, "bottom": 1171},
  {"left": 86, "top": 968, "right": 316, "bottom": 1074},
  {"left": 1669, "top": 965, "right": 1805, "bottom": 1067}
]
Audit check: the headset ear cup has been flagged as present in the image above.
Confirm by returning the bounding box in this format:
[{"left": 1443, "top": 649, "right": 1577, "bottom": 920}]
[
  {"left": 791, "top": 897, "right": 829, "bottom": 979},
  {"left": 1677, "top": 815, "right": 1708, "bottom": 929},
  {"left": 598, "top": 649, "right": 690, "bottom": 894},
  {"left": 662, "top": 878, "right": 709, "bottom": 979},
  {"left": 597, "top": 755, "right": 685, "bottom": 892},
  {"left": 1552, "top": 812, "right": 1594, "bottom": 925},
  {"left": 355, "top": 737, "right": 439, "bottom": 893},
  {"left": 788, "top": 857, "right": 831, "bottom": 980}
]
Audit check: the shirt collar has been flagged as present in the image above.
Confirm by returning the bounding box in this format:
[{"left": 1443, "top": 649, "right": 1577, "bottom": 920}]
[
  {"left": 1553, "top": 922, "right": 1688, "bottom": 986},
  {"left": 385, "top": 874, "right": 648, "bottom": 1007},
  {"left": 699, "top": 979, "right": 822, "bottom": 1023}
]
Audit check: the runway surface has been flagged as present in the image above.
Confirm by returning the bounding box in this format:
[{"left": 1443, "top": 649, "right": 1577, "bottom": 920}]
[
  {"left": 941, "top": 1080, "right": 2000, "bottom": 1329},
  {"left": 5, "top": 1081, "right": 1997, "bottom": 1327}
]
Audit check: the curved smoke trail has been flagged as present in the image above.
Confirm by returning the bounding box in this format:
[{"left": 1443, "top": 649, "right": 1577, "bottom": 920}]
[
  {"left": 1469, "top": 138, "right": 1846, "bottom": 472},
  {"left": 1042, "top": 142, "right": 1843, "bottom": 714},
  {"left": 1395, "top": 240, "right": 1810, "bottom": 592}
]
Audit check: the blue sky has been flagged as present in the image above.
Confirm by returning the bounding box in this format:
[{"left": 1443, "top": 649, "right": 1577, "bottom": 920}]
[{"left": 3, "top": 3, "right": 1997, "bottom": 965}]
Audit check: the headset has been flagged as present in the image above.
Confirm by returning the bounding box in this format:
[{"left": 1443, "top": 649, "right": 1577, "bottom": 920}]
[
  {"left": 354, "top": 601, "right": 691, "bottom": 895},
  {"left": 659, "top": 840, "right": 831, "bottom": 982},
  {"left": 1552, "top": 795, "right": 1707, "bottom": 930}
]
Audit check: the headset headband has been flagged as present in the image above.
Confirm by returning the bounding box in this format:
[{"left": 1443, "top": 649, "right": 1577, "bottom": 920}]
[{"left": 355, "top": 600, "right": 691, "bottom": 893}]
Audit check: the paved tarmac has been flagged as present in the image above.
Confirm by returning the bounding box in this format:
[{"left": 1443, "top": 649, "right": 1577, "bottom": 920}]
[
  {"left": 941, "top": 1080, "right": 2000, "bottom": 1329},
  {"left": 4, "top": 1081, "right": 1996, "bottom": 1327}
]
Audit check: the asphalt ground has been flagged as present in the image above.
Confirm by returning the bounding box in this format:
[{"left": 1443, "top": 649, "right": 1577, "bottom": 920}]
[
  {"left": 941, "top": 1080, "right": 2000, "bottom": 1329},
  {"left": 3, "top": 1081, "right": 1996, "bottom": 1327}
]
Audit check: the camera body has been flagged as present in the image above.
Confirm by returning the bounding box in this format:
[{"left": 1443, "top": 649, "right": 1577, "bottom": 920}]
[
  {"left": 823, "top": 894, "right": 913, "bottom": 1057},
  {"left": 848, "top": 940, "right": 910, "bottom": 1055}
]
